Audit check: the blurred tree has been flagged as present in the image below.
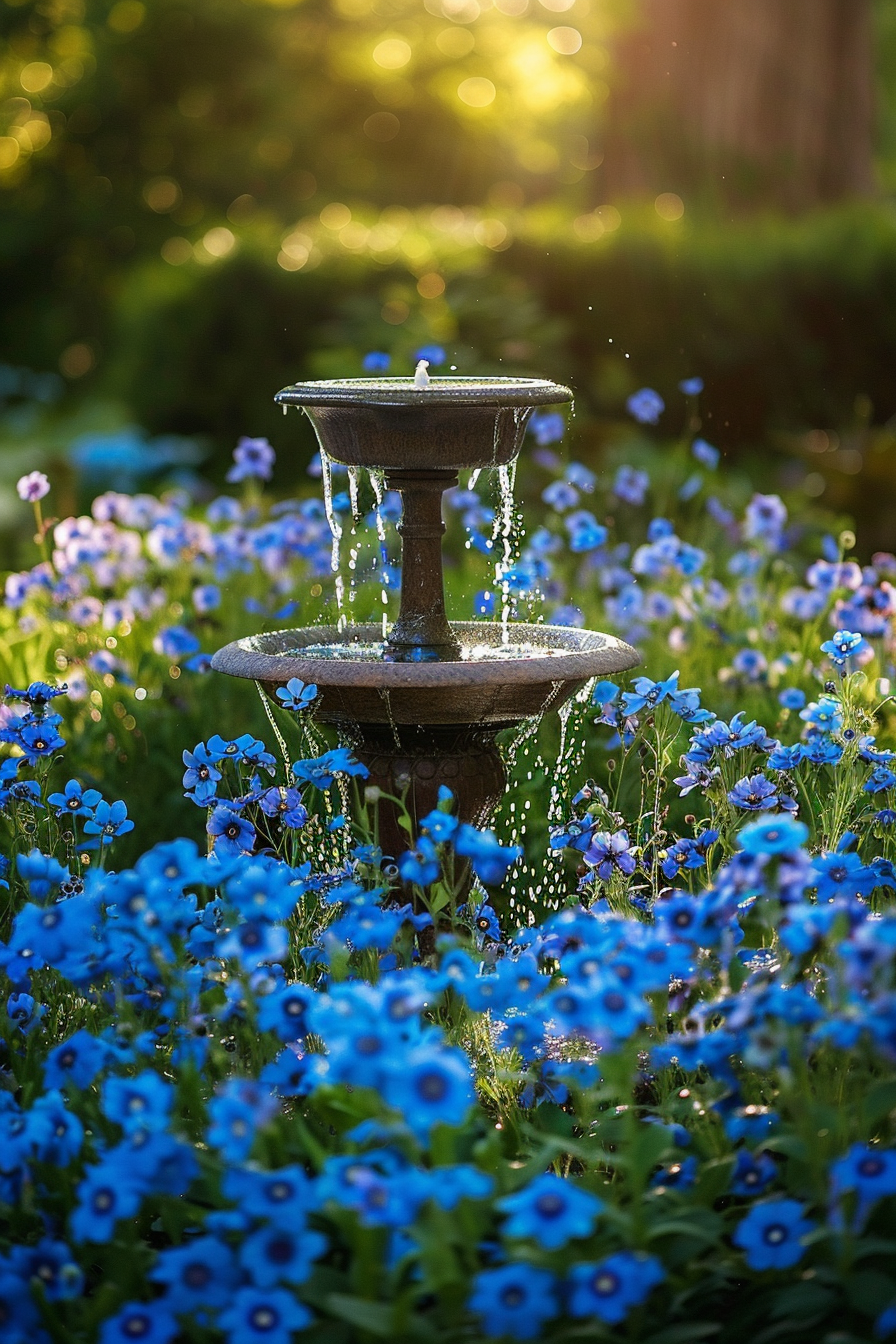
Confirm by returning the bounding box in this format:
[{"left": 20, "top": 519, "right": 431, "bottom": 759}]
[
  {"left": 602, "top": 0, "right": 876, "bottom": 209},
  {"left": 0, "top": 0, "right": 616, "bottom": 379}
]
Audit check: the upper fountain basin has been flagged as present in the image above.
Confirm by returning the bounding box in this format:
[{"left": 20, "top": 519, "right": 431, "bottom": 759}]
[{"left": 274, "top": 376, "right": 574, "bottom": 471}]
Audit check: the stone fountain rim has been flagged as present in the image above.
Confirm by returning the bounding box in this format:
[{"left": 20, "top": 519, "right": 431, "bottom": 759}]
[
  {"left": 211, "top": 621, "right": 640, "bottom": 688},
  {"left": 274, "top": 376, "right": 574, "bottom": 409}
]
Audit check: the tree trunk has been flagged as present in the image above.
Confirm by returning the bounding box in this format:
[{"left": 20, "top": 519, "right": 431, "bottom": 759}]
[{"left": 602, "top": 0, "right": 875, "bottom": 209}]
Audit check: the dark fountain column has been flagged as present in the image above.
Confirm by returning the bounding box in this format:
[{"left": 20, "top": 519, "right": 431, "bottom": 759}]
[{"left": 355, "top": 467, "right": 507, "bottom": 875}]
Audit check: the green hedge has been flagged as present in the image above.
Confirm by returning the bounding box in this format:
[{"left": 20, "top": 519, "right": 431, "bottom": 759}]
[{"left": 102, "top": 202, "right": 896, "bottom": 464}]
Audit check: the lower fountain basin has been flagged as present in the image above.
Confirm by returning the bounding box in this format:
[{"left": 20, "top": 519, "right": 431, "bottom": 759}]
[{"left": 211, "top": 621, "right": 640, "bottom": 729}]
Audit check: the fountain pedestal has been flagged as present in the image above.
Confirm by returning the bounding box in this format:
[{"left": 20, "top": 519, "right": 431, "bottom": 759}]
[{"left": 385, "top": 468, "right": 460, "bottom": 659}]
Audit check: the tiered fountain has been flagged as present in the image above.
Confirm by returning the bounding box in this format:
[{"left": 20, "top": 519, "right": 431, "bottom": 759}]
[{"left": 212, "top": 375, "right": 639, "bottom": 858}]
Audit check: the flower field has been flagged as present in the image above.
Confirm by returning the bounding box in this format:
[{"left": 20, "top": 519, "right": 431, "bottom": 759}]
[{"left": 2, "top": 372, "right": 896, "bottom": 1344}]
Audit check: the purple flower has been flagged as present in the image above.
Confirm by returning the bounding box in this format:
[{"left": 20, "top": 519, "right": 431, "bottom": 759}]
[
  {"left": 744, "top": 493, "right": 787, "bottom": 545},
  {"left": 226, "top": 436, "right": 275, "bottom": 484},
  {"left": 727, "top": 774, "right": 786, "bottom": 812},
  {"left": 17, "top": 471, "right": 50, "bottom": 502},
  {"left": 626, "top": 387, "right": 665, "bottom": 425},
  {"left": 613, "top": 465, "right": 649, "bottom": 505},
  {"left": 583, "top": 829, "right": 636, "bottom": 880}
]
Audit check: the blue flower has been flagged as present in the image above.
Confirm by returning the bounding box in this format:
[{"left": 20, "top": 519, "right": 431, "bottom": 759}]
[
  {"left": 362, "top": 351, "right": 391, "bottom": 371},
  {"left": 542, "top": 479, "right": 579, "bottom": 511},
  {"left": 149, "top": 1235, "right": 238, "bottom": 1309},
  {"left": 227, "top": 435, "right": 276, "bottom": 483},
  {"left": 223, "top": 1164, "right": 317, "bottom": 1223},
  {"left": 17, "top": 850, "right": 69, "bottom": 900},
  {"left": 70, "top": 1162, "right": 144, "bottom": 1242},
  {"left": 292, "top": 747, "right": 368, "bottom": 789},
  {"left": 567, "top": 1251, "right": 665, "bottom": 1323},
  {"left": 778, "top": 687, "right": 806, "bottom": 710},
  {"left": 765, "top": 743, "right": 806, "bottom": 772},
  {"left": 182, "top": 744, "right": 222, "bottom": 803},
  {"left": 454, "top": 823, "right": 521, "bottom": 885},
  {"left": 44, "top": 1029, "right": 110, "bottom": 1090},
  {"left": 651, "top": 1156, "right": 698, "bottom": 1190},
  {"left": 8, "top": 717, "right": 66, "bottom": 762},
  {"left": 830, "top": 1144, "right": 896, "bottom": 1203},
  {"left": 468, "top": 1263, "right": 559, "bottom": 1340},
  {"left": 5, "top": 680, "right": 67, "bottom": 710},
  {"left": 471, "top": 901, "right": 501, "bottom": 941},
  {"left": 732, "top": 648, "right": 768, "bottom": 681},
  {"left": 821, "top": 629, "right": 868, "bottom": 667},
  {"left": 206, "top": 1080, "right": 279, "bottom": 1161},
  {"left": 621, "top": 670, "right": 680, "bottom": 715},
  {"left": 398, "top": 835, "right": 441, "bottom": 887},
  {"left": 528, "top": 411, "right": 565, "bottom": 445},
  {"left": 626, "top": 387, "right": 665, "bottom": 425},
  {"left": 274, "top": 677, "right": 318, "bottom": 711},
  {"left": 813, "top": 851, "right": 878, "bottom": 901},
  {"left": 47, "top": 779, "right": 102, "bottom": 819},
  {"left": 679, "top": 377, "right": 704, "bottom": 396},
  {"left": 99, "top": 1302, "right": 179, "bottom": 1344},
  {"left": 864, "top": 766, "right": 896, "bottom": 794},
  {"left": 738, "top": 815, "right": 808, "bottom": 855},
  {"left": 83, "top": 799, "right": 135, "bottom": 842},
  {"left": 13, "top": 1238, "right": 83, "bottom": 1301},
  {"left": 733, "top": 1198, "right": 815, "bottom": 1270},
  {"left": 498, "top": 1173, "right": 603, "bottom": 1249},
  {"left": 208, "top": 804, "right": 255, "bottom": 857},
  {"left": 591, "top": 680, "right": 619, "bottom": 707},
  {"left": 414, "top": 344, "right": 446, "bottom": 366},
  {"left": 383, "top": 1046, "right": 473, "bottom": 1139},
  {"left": 217, "top": 1287, "right": 312, "bottom": 1343},
  {"left": 730, "top": 1149, "right": 778, "bottom": 1197},
  {"left": 566, "top": 510, "right": 608, "bottom": 552},
  {"left": 691, "top": 436, "right": 719, "bottom": 468},
  {"left": 102, "top": 1071, "right": 174, "bottom": 1134},
  {"left": 239, "top": 1223, "right": 328, "bottom": 1287},
  {"left": 152, "top": 625, "right": 200, "bottom": 659}
]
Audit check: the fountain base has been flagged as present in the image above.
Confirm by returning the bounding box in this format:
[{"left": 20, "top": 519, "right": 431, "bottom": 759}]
[{"left": 355, "top": 723, "right": 507, "bottom": 862}]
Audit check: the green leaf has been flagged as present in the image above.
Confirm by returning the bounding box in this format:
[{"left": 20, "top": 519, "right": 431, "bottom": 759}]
[
  {"left": 767, "top": 1281, "right": 838, "bottom": 1322},
  {"left": 728, "top": 954, "right": 748, "bottom": 993},
  {"left": 325, "top": 1294, "right": 396, "bottom": 1337},
  {"left": 644, "top": 1324, "right": 722, "bottom": 1344},
  {"left": 845, "top": 1270, "right": 896, "bottom": 1315},
  {"left": 863, "top": 1079, "right": 896, "bottom": 1128}
]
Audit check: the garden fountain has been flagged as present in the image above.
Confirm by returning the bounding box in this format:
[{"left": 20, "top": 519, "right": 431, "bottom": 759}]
[{"left": 211, "top": 376, "right": 639, "bottom": 859}]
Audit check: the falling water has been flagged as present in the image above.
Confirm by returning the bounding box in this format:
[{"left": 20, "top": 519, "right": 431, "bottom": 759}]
[
  {"left": 494, "top": 461, "right": 518, "bottom": 643},
  {"left": 368, "top": 468, "right": 392, "bottom": 641},
  {"left": 319, "top": 448, "right": 346, "bottom": 626}
]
